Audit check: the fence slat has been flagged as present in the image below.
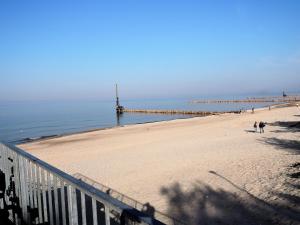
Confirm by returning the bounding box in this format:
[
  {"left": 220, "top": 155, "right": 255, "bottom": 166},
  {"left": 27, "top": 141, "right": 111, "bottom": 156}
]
[
  {"left": 92, "top": 198, "right": 97, "bottom": 225},
  {"left": 3, "top": 147, "right": 10, "bottom": 214},
  {"left": 54, "top": 176, "right": 60, "bottom": 225},
  {"left": 36, "top": 166, "right": 43, "bottom": 224},
  {"left": 12, "top": 153, "right": 20, "bottom": 225},
  {"left": 48, "top": 172, "right": 54, "bottom": 225},
  {"left": 60, "top": 181, "right": 67, "bottom": 225},
  {"left": 0, "top": 145, "right": 3, "bottom": 210},
  {"left": 18, "top": 156, "right": 26, "bottom": 224},
  {"left": 41, "top": 168, "right": 48, "bottom": 223},
  {"left": 33, "top": 162, "right": 40, "bottom": 224},
  {"left": 0, "top": 146, "right": 3, "bottom": 210},
  {"left": 81, "top": 192, "right": 87, "bottom": 225},
  {"left": 13, "top": 153, "right": 21, "bottom": 208},
  {"left": 105, "top": 206, "right": 110, "bottom": 225},
  {"left": 71, "top": 186, "right": 79, "bottom": 225},
  {"left": 67, "top": 185, "right": 72, "bottom": 225},
  {"left": 27, "top": 161, "right": 34, "bottom": 209},
  {"left": 23, "top": 159, "right": 31, "bottom": 223},
  {"left": 67, "top": 185, "right": 75, "bottom": 225},
  {"left": 24, "top": 158, "right": 31, "bottom": 223}
]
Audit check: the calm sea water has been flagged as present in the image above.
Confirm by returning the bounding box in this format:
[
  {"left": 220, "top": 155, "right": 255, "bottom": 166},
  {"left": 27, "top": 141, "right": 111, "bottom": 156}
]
[{"left": 0, "top": 99, "right": 273, "bottom": 143}]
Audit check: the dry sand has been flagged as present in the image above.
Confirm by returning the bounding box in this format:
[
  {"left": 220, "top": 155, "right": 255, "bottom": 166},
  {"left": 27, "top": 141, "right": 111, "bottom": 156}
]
[{"left": 19, "top": 104, "right": 300, "bottom": 225}]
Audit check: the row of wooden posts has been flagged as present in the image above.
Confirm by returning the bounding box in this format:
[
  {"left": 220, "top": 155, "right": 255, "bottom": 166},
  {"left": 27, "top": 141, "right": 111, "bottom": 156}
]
[
  {"left": 190, "top": 96, "right": 300, "bottom": 104},
  {"left": 122, "top": 109, "right": 241, "bottom": 115},
  {"left": 115, "top": 85, "right": 300, "bottom": 115}
]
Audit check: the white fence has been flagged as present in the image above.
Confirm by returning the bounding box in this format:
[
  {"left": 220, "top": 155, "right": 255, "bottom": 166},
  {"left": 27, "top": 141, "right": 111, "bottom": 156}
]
[
  {"left": 0, "top": 142, "right": 166, "bottom": 225},
  {"left": 73, "top": 173, "right": 184, "bottom": 225}
]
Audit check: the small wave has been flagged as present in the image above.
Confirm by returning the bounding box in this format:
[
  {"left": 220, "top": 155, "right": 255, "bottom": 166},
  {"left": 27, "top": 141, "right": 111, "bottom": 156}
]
[{"left": 16, "top": 135, "right": 59, "bottom": 144}]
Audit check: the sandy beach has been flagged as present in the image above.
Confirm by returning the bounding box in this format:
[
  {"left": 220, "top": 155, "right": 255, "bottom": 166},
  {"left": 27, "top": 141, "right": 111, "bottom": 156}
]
[{"left": 19, "top": 104, "right": 300, "bottom": 225}]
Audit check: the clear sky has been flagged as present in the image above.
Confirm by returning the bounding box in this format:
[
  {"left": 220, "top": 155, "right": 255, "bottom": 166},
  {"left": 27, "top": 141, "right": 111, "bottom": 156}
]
[{"left": 0, "top": 0, "right": 300, "bottom": 101}]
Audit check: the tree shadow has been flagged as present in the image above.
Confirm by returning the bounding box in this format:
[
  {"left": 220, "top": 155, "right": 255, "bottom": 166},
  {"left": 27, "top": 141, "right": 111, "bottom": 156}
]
[
  {"left": 285, "top": 180, "right": 300, "bottom": 189},
  {"left": 244, "top": 129, "right": 256, "bottom": 133},
  {"left": 291, "top": 162, "right": 300, "bottom": 168},
  {"left": 276, "top": 192, "right": 300, "bottom": 205},
  {"left": 161, "top": 171, "right": 300, "bottom": 225},
  {"left": 261, "top": 137, "right": 300, "bottom": 154},
  {"left": 258, "top": 121, "right": 300, "bottom": 223},
  {"left": 268, "top": 121, "right": 300, "bottom": 133},
  {"left": 289, "top": 172, "right": 300, "bottom": 178}
]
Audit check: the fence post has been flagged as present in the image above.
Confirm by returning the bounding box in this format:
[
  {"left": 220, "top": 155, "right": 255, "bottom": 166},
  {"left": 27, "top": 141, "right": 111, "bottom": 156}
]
[
  {"left": 60, "top": 180, "right": 67, "bottom": 225},
  {"left": 81, "top": 192, "right": 87, "bottom": 225},
  {"left": 47, "top": 171, "right": 54, "bottom": 225}
]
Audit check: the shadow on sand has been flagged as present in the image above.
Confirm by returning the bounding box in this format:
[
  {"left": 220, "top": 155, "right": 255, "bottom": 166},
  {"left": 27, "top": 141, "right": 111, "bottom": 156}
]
[
  {"left": 161, "top": 172, "right": 300, "bottom": 225},
  {"left": 260, "top": 118, "right": 300, "bottom": 155},
  {"left": 244, "top": 129, "right": 256, "bottom": 133},
  {"left": 268, "top": 120, "right": 300, "bottom": 134},
  {"left": 262, "top": 137, "right": 300, "bottom": 153}
]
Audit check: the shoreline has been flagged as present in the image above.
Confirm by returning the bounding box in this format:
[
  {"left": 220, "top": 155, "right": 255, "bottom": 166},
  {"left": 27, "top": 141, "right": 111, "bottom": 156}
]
[
  {"left": 14, "top": 116, "right": 193, "bottom": 144},
  {"left": 14, "top": 101, "right": 292, "bottom": 145}
]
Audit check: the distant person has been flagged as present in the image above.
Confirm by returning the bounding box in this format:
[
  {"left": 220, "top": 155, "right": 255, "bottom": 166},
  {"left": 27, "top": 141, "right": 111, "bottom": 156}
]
[
  {"left": 252, "top": 107, "right": 254, "bottom": 113},
  {"left": 259, "top": 121, "right": 265, "bottom": 133},
  {"left": 253, "top": 121, "right": 257, "bottom": 132},
  {"left": 269, "top": 106, "right": 271, "bottom": 110}
]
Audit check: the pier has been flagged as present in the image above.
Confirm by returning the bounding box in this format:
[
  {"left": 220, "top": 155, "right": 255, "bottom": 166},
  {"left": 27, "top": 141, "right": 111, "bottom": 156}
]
[
  {"left": 114, "top": 86, "right": 299, "bottom": 116},
  {"left": 123, "top": 109, "right": 242, "bottom": 115},
  {"left": 114, "top": 85, "right": 242, "bottom": 116},
  {"left": 190, "top": 95, "right": 300, "bottom": 104}
]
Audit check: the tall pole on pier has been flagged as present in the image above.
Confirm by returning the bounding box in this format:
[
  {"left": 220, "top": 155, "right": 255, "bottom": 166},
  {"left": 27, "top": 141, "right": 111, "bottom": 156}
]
[
  {"left": 116, "top": 83, "right": 120, "bottom": 108},
  {"left": 115, "top": 84, "right": 124, "bottom": 114}
]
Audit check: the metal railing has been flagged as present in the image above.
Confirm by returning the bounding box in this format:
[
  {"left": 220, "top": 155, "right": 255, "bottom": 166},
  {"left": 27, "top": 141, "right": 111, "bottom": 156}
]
[
  {"left": 0, "top": 142, "right": 167, "bottom": 225},
  {"left": 73, "top": 173, "right": 185, "bottom": 225}
]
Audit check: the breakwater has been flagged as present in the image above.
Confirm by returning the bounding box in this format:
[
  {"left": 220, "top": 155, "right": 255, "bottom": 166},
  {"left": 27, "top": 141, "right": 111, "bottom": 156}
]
[
  {"left": 123, "top": 109, "right": 241, "bottom": 115},
  {"left": 190, "top": 96, "right": 300, "bottom": 104}
]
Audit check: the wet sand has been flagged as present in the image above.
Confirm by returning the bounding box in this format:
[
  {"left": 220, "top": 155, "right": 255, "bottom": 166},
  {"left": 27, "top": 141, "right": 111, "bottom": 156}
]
[{"left": 19, "top": 104, "right": 300, "bottom": 225}]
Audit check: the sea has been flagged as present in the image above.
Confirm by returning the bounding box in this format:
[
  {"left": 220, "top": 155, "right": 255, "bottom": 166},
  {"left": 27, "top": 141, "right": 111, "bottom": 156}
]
[{"left": 0, "top": 97, "right": 277, "bottom": 144}]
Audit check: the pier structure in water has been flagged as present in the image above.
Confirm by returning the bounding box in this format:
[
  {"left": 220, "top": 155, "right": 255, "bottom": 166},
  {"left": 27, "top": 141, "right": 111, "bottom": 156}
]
[{"left": 115, "top": 84, "right": 124, "bottom": 114}]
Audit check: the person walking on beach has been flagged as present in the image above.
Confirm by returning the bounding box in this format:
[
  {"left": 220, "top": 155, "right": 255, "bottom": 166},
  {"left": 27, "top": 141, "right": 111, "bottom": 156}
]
[
  {"left": 259, "top": 121, "right": 265, "bottom": 133},
  {"left": 252, "top": 107, "right": 254, "bottom": 113},
  {"left": 253, "top": 121, "right": 257, "bottom": 132}
]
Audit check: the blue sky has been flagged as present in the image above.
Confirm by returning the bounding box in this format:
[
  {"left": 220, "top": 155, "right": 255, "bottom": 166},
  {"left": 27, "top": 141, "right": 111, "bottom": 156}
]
[{"left": 0, "top": 0, "right": 300, "bottom": 101}]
